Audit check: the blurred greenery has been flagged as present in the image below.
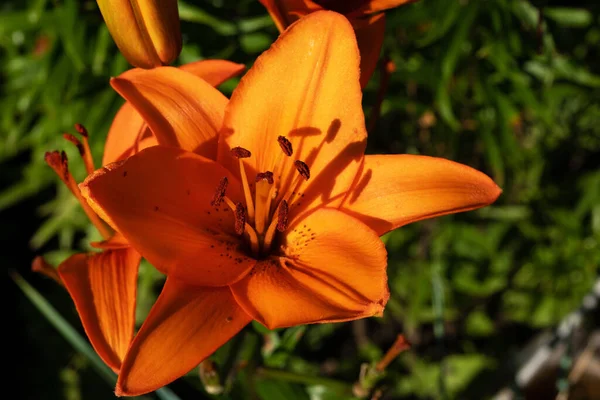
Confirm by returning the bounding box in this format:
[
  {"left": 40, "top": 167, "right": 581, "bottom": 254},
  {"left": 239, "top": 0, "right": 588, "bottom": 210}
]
[{"left": 3, "top": 0, "right": 599, "bottom": 399}]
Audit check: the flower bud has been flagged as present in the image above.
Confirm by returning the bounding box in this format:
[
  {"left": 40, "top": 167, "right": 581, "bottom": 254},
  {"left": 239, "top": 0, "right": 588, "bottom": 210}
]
[{"left": 97, "top": 0, "right": 182, "bottom": 68}]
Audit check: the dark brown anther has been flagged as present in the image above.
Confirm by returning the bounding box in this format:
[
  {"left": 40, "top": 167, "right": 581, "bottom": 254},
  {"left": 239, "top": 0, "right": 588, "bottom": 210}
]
[
  {"left": 63, "top": 133, "right": 85, "bottom": 156},
  {"left": 74, "top": 123, "right": 88, "bottom": 138},
  {"left": 231, "top": 147, "right": 251, "bottom": 159},
  {"left": 276, "top": 200, "right": 289, "bottom": 232},
  {"left": 234, "top": 202, "right": 246, "bottom": 235},
  {"left": 255, "top": 171, "right": 274, "bottom": 184},
  {"left": 44, "top": 150, "right": 70, "bottom": 182},
  {"left": 211, "top": 177, "right": 228, "bottom": 206},
  {"left": 294, "top": 160, "right": 310, "bottom": 180},
  {"left": 277, "top": 136, "right": 293, "bottom": 156}
]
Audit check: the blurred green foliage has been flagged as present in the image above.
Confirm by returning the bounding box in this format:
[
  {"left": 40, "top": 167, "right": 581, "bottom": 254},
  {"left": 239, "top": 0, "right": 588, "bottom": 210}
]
[{"left": 3, "top": 0, "right": 599, "bottom": 399}]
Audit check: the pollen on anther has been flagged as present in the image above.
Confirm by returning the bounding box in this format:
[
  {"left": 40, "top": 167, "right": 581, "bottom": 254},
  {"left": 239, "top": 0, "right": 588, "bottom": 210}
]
[
  {"left": 294, "top": 160, "right": 310, "bottom": 180},
  {"left": 277, "top": 200, "right": 289, "bottom": 232},
  {"left": 211, "top": 177, "right": 228, "bottom": 206},
  {"left": 235, "top": 202, "right": 246, "bottom": 235},
  {"left": 231, "top": 147, "right": 251, "bottom": 158},
  {"left": 63, "top": 134, "right": 84, "bottom": 156},
  {"left": 74, "top": 123, "right": 88, "bottom": 138},
  {"left": 277, "top": 136, "right": 293, "bottom": 156},
  {"left": 255, "top": 171, "right": 274, "bottom": 184}
]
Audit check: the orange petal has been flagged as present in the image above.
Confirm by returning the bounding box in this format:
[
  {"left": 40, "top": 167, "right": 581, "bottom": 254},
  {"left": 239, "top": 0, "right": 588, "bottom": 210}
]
[
  {"left": 179, "top": 59, "right": 246, "bottom": 87},
  {"left": 103, "top": 60, "right": 244, "bottom": 165},
  {"left": 116, "top": 278, "right": 251, "bottom": 396},
  {"left": 102, "top": 102, "right": 150, "bottom": 165},
  {"left": 341, "top": 154, "right": 502, "bottom": 236},
  {"left": 81, "top": 146, "right": 255, "bottom": 286},
  {"left": 111, "top": 67, "right": 228, "bottom": 159},
  {"left": 231, "top": 208, "right": 388, "bottom": 329},
  {"left": 356, "top": 0, "right": 418, "bottom": 15},
  {"left": 259, "top": 0, "right": 320, "bottom": 31},
  {"left": 220, "top": 11, "right": 366, "bottom": 220},
  {"left": 354, "top": 13, "right": 385, "bottom": 88},
  {"left": 58, "top": 249, "right": 140, "bottom": 372}
]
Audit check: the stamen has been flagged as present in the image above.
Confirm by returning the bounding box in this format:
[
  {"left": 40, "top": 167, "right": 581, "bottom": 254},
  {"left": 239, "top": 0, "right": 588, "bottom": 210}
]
[
  {"left": 235, "top": 155, "right": 255, "bottom": 223},
  {"left": 231, "top": 147, "right": 251, "bottom": 158},
  {"left": 63, "top": 134, "right": 85, "bottom": 156},
  {"left": 44, "top": 151, "right": 112, "bottom": 239},
  {"left": 262, "top": 200, "right": 287, "bottom": 252},
  {"left": 74, "top": 123, "right": 88, "bottom": 138},
  {"left": 276, "top": 200, "right": 289, "bottom": 232},
  {"left": 234, "top": 202, "right": 246, "bottom": 235},
  {"left": 294, "top": 160, "right": 310, "bottom": 180},
  {"left": 211, "top": 177, "right": 228, "bottom": 206},
  {"left": 74, "top": 123, "right": 95, "bottom": 175},
  {"left": 255, "top": 171, "right": 274, "bottom": 184},
  {"left": 45, "top": 151, "right": 70, "bottom": 183},
  {"left": 277, "top": 136, "right": 293, "bottom": 156}
]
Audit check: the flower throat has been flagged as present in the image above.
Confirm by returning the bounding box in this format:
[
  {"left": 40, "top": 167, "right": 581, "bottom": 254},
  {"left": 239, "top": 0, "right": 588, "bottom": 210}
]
[{"left": 211, "top": 136, "right": 310, "bottom": 258}]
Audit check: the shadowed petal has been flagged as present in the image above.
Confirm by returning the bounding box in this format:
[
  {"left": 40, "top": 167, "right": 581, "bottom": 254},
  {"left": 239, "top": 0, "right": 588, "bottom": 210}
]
[
  {"left": 81, "top": 146, "right": 255, "bottom": 286},
  {"left": 220, "top": 11, "right": 366, "bottom": 221},
  {"left": 259, "top": 0, "right": 320, "bottom": 31},
  {"left": 231, "top": 208, "right": 388, "bottom": 329},
  {"left": 103, "top": 60, "right": 245, "bottom": 165},
  {"left": 354, "top": 0, "right": 418, "bottom": 15},
  {"left": 116, "top": 278, "right": 251, "bottom": 396},
  {"left": 58, "top": 249, "right": 140, "bottom": 372},
  {"left": 111, "top": 67, "right": 228, "bottom": 159},
  {"left": 102, "top": 102, "right": 155, "bottom": 165},
  {"left": 341, "top": 154, "right": 502, "bottom": 236}
]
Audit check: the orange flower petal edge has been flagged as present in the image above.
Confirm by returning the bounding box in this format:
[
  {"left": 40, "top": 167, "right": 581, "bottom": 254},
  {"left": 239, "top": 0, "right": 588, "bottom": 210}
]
[
  {"left": 58, "top": 249, "right": 140, "bottom": 372},
  {"left": 115, "top": 278, "right": 251, "bottom": 396},
  {"left": 341, "top": 154, "right": 502, "bottom": 236}
]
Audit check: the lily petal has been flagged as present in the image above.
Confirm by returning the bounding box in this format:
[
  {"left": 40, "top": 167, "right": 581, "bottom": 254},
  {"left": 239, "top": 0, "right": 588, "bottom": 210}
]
[
  {"left": 111, "top": 67, "right": 228, "bottom": 159},
  {"left": 341, "top": 154, "right": 502, "bottom": 236},
  {"left": 259, "top": 0, "right": 321, "bottom": 31},
  {"left": 355, "top": 0, "right": 418, "bottom": 15},
  {"left": 58, "top": 249, "right": 140, "bottom": 372},
  {"left": 355, "top": 13, "right": 386, "bottom": 88},
  {"left": 116, "top": 278, "right": 251, "bottom": 396},
  {"left": 179, "top": 60, "right": 246, "bottom": 87},
  {"left": 102, "top": 101, "right": 156, "bottom": 165},
  {"left": 103, "top": 60, "right": 245, "bottom": 165},
  {"left": 221, "top": 11, "right": 366, "bottom": 220},
  {"left": 81, "top": 146, "right": 255, "bottom": 286},
  {"left": 231, "top": 208, "right": 388, "bottom": 329}
]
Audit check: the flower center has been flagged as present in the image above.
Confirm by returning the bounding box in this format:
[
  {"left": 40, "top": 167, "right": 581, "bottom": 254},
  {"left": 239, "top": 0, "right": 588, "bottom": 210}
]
[{"left": 211, "top": 136, "right": 310, "bottom": 259}]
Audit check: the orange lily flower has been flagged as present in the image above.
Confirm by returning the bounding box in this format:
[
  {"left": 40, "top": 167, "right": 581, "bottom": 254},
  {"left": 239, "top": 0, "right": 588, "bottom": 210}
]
[
  {"left": 259, "top": 0, "right": 417, "bottom": 87},
  {"left": 97, "top": 0, "right": 182, "bottom": 68},
  {"left": 45, "top": 60, "right": 244, "bottom": 374},
  {"left": 81, "top": 11, "right": 500, "bottom": 396}
]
